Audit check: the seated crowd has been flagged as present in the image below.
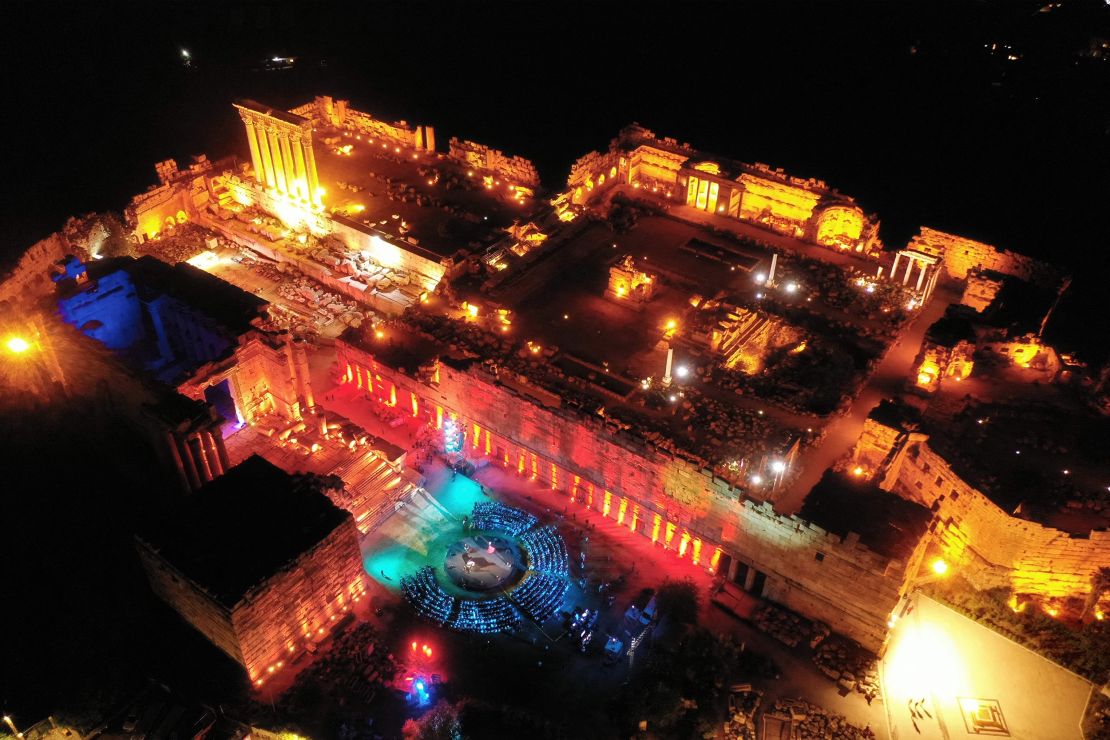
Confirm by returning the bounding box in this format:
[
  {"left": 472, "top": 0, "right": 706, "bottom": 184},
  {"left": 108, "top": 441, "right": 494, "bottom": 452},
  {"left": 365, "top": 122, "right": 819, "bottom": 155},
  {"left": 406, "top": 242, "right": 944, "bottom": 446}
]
[
  {"left": 510, "top": 572, "right": 568, "bottom": 623},
  {"left": 450, "top": 597, "right": 521, "bottom": 634},
  {"left": 519, "top": 525, "right": 569, "bottom": 577},
  {"left": 471, "top": 501, "right": 538, "bottom": 537},
  {"left": 400, "top": 566, "right": 454, "bottom": 626}
]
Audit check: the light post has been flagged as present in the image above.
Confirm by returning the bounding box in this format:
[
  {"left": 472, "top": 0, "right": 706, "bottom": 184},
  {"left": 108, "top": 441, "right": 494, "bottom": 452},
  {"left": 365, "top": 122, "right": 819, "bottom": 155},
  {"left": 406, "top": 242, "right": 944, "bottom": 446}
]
[
  {"left": 3, "top": 715, "right": 25, "bottom": 739},
  {"left": 770, "top": 459, "right": 787, "bottom": 493}
]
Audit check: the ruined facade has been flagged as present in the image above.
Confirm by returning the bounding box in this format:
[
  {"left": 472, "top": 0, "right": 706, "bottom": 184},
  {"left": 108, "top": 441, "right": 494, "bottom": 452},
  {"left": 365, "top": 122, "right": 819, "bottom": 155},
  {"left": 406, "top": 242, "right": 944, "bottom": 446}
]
[
  {"left": 907, "top": 227, "right": 1061, "bottom": 287},
  {"left": 291, "top": 95, "right": 436, "bottom": 152},
  {"left": 336, "top": 334, "right": 926, "bottom": 651},
  {"left": 566, "top": 125, "right": 881, "bottom": 255},
  {"left": 136, "top": 456, "right": 368, "bottom": 688},
  {"left": 448, "top": 137, "right": 540, "bottom": 189},
  {"left": 852, "top": 408, "right": 1110, "bottom": 609},
  {"left": 53, "top": 256, "right": 314, "bottom": 489}
]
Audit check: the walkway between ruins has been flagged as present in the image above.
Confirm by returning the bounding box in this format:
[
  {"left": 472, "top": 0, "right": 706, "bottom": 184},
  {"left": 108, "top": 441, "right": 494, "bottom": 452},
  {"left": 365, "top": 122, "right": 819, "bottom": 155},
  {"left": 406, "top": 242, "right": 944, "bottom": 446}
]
[{"left": 770, "top": 282, "right": 961, "bottom": 514}]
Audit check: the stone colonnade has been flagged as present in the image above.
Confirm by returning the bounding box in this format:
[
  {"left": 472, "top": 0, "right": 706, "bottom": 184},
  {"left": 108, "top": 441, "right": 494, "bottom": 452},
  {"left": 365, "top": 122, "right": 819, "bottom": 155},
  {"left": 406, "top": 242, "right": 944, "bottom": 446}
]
[
  {"left": 166, "top": 426, "right": 230, "bottom": 491},
  {"left": 890, "top": 249, "right": 941, "bottom": 303},
  {"left": 235, "top": 102, "right": 320, "bottom": 206}
]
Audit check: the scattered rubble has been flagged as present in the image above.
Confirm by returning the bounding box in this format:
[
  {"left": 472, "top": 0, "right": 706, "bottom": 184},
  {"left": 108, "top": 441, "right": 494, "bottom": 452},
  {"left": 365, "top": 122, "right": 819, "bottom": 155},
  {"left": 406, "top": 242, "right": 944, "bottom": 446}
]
[
  {"left": 813, "top": 636, "right": 881, "bottom": 702},
  {"left": 767, "top": 699, "right": 876, "bottom": 740}
]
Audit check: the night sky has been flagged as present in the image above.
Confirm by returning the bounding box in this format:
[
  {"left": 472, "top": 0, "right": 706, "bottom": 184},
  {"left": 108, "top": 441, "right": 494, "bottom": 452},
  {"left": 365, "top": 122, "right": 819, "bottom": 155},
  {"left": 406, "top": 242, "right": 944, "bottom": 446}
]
[{"left": 7, "top": 1, "right": 1109, "bottom": 359}]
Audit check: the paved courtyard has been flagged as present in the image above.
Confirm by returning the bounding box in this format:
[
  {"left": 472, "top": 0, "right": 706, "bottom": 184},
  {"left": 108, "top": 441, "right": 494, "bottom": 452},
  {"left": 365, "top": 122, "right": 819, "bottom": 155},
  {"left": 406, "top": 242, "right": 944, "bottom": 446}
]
[{"left": 881, "top": 593, "right": 1093, "bottom": 740}]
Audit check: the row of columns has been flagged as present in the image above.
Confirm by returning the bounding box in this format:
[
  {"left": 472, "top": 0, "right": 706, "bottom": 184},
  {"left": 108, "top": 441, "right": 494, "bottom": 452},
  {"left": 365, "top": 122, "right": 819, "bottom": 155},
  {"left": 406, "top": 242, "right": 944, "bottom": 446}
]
[
  {"left": 241, "top": 114, "right": 320, "bottom": 205},
  {"left": 890, "top": 250, "right": 941, "bottom": 303},
  {"left": 167, "top": 428, "right": 230, "bottom": 491}
]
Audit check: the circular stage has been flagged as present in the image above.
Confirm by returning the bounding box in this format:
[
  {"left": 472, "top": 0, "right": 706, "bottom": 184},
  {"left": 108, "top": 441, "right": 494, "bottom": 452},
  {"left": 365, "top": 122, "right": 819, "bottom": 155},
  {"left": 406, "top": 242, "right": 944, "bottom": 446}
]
[{"left": 443, "top": 535, "right": 523, "bottom": 592}]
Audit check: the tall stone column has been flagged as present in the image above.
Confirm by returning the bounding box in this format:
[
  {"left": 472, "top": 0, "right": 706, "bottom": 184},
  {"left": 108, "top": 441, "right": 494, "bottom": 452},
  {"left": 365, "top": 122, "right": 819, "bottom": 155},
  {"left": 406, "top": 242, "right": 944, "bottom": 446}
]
[
  {"left": 244, "top": 119, "right": 264, "bottom": 182},
  {"left": 891, "top": 252, "right": 901, "bottom": 278},
  {"left": 302, "top": 135, "right": 320, "bottom": 205},
  {"left": 292, "top": 142, "right": 308, "bottom": 200},
  {"left": 903, "top": 258, "right": 914, "bottom": 285},
  {"left": 167, "top": 430, "right": 199, "bottom": 491},
  {"left": 279, "top": 134, "right": 297, "bottom": 197},
  {"left": 916, "top": 263, "right": 927, "bottom": 292},
  {"left": 257, "top": 123, "right": 277, "bottom": 189},
  {"left": 267, "top": 128, "right": 288, "bottom": 193}
]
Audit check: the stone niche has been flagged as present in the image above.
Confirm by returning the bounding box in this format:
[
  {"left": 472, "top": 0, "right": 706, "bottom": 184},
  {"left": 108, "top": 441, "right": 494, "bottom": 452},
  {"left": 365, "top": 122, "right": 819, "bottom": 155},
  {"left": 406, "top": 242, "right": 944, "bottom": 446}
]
[{"left": 605, "top": 255, "right": 655, "bottom": 307}]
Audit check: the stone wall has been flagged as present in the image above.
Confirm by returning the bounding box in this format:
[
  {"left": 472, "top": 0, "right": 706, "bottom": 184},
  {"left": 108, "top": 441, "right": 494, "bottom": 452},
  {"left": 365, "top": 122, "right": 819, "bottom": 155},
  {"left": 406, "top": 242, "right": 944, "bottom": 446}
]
[
  {"left": 232, "top": 517, "right": 367, "bottom": 685},
  {"left": 337, "top": 340, "right": 920, "bottom": 650},
  {"left": 854, "top": 415, "right": 1110, "bottom": 604},
  {"left": 135, "top": 538, "right": 244, "bottom": 666},
  {"left": 567, "top": 150, "right": 621, "bottom": 205},
  {"left": 894, "top": 442, "right": 1110, "bottom": 600},
  {"left": 447, "top": 138, "right": 540, "bottom": 189},
  {"left": 292, "top": 96, "right": 435, "bottom": 151},
  {"left": 909, "top": 227, "right": 1062, "bottom": 287},
  {"left": 0, "top": 232, "right": 69, "bottom": 309}
]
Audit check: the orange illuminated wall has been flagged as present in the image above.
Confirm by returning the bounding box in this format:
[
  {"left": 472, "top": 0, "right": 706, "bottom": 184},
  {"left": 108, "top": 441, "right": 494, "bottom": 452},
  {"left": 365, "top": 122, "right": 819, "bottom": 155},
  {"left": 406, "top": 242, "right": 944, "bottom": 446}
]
[
  {"left": 630, "top": 145, "right": 685, "bottom": 185},
  {"left": 738, "top": 174, "right": 820, "bottom": 229},
  {"left": 815, "top": 205, "right": 865, "bottom": 248}
]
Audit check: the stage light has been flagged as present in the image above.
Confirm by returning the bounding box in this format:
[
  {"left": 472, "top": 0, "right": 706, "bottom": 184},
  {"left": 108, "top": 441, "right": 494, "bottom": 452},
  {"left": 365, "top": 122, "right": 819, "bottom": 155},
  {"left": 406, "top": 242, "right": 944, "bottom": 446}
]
[
  {"left": 931, "top": 559, "right": 949, "bottom": 576},
  {"left": 771, "top": 460, "right": 786, "bottom": 473},
  {"left": 5, "top": 337, "right": 30, "bottom": 354},
  {"left": 675, "top": 365, "right": 689, "bottom": 378},
  {"left": 750, "top": 475, "right": 763, "bottom": 485}
]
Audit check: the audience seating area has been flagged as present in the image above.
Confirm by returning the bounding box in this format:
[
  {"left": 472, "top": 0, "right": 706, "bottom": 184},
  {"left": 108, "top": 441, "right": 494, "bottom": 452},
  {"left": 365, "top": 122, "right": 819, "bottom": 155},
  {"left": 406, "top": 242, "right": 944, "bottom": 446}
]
[
  {"left": 510, "top": 572, "right": 569, "bottom": 623},
  {"left": 471, "top": 501, "right": 537, "bottom": 536},
  {"left": 450, "top": 597, "right": 521, "bottom": 634},
  {"left": 401, "top": 567, "right": 454, "bottom": 626},
  {"left": 519, "top": 525, "right": 569, "bottom": 577},
  {"left": 402, "top": 502, "right": 571, "bottom": 632}
]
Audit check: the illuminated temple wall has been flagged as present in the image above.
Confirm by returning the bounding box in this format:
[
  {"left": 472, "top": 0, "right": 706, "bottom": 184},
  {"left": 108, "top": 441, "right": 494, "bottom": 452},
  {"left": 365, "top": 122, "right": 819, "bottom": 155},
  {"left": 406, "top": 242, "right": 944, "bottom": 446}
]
[
  {"left": 566, "top": 150, "right": 621, "bottom": 205},
  {"left": 857, "top": 418, "right": 1110, "bottom": 605},
  {"left": 337, "top": 340, "right": 921, "bottom": 650},
  {"left": 606, "top": 125, "right": 877, "bottom": 252},
  {"left": 177, "top": 333, "right": 312, "bottom": 427},
  {"left": 231, "top": 518, "right": 367, "bottom": 686},
  {"left": 137, "top": 517, "right": 367, "bottom": 687},
  {"left": 736, "top": 173, "right": 821, "bottom": 237}
]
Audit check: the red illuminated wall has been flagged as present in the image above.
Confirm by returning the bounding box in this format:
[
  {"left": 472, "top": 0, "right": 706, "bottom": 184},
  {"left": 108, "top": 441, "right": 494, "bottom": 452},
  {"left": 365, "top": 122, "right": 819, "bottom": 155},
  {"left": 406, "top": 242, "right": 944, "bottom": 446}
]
[{"left": 337, "top": 339, "right": 922, "bottom": 650}]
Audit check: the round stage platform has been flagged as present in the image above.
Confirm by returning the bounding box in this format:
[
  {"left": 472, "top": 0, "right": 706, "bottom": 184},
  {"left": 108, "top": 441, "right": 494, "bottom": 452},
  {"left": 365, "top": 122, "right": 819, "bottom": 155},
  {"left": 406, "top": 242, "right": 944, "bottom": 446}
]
[{"left": 443, "top": 535, "right": 523, "bottom": 592}]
